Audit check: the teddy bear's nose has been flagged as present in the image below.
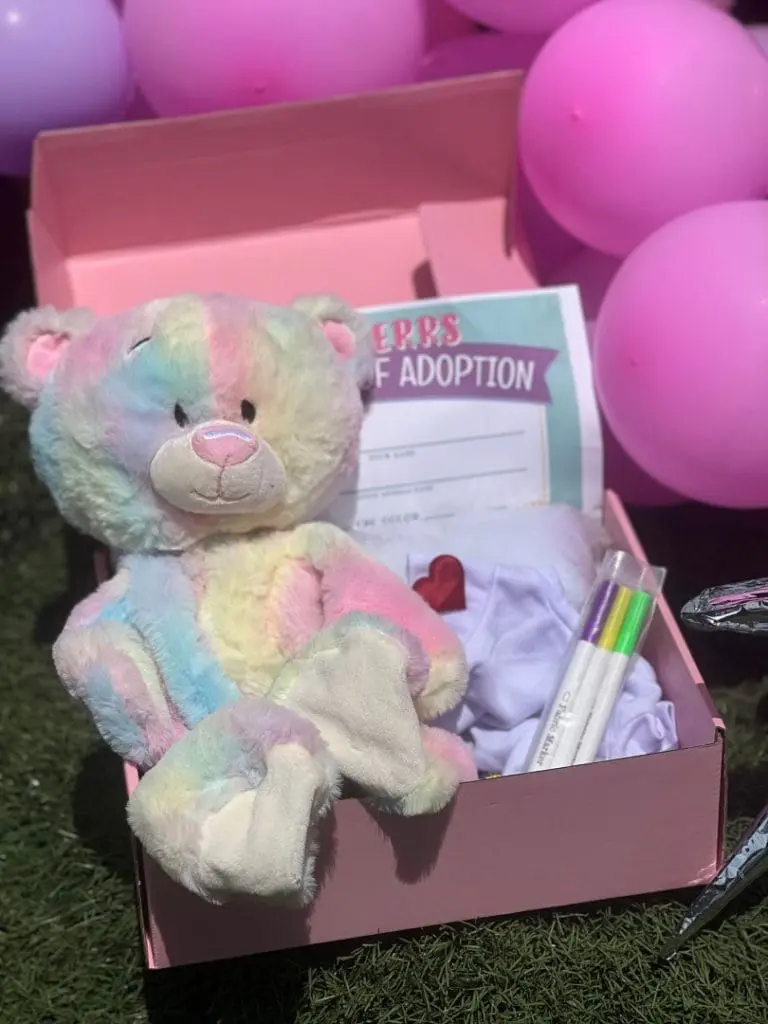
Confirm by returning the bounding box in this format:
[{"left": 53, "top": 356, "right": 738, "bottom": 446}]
[{"left": 191, "top": 425, "right": 259, "bottom": 467}]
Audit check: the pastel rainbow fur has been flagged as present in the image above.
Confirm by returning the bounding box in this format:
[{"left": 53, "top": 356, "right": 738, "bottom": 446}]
[{"left": 1, "top": 293, "right": 475, "bottom": 906}]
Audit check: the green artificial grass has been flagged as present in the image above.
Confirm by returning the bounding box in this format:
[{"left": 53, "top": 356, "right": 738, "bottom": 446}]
[{"left": 4, "top": 393, "right": 768, "bottom": 1024}]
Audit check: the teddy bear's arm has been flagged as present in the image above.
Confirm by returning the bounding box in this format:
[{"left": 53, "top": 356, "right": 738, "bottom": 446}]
[
  {"left": 271, "top": 524, "right": 477, "bottom": 817},
  {"left": 52, "top": 568, "right": 179, "bottom": 769},
  {"left": 304, "top": 523, "right": 468, "bottom": 721}
]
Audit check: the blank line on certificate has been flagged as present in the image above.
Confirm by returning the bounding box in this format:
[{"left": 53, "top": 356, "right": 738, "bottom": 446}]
[
  {"left": 347, "top": 466, "right": 527, "bottom": 498},
  {"left": 361, "top": 430, "right": 525, "bottom": 456}
]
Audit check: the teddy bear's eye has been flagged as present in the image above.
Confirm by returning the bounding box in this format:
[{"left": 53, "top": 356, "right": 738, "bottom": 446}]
[
  {"left": 174, "top": 403, "right": 189, "bottom": 428},
  {"left": 240, "top": 400, "right": 256, "bottom": 423}
]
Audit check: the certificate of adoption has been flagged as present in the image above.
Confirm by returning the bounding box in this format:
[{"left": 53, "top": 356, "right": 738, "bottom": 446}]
[{"left": 326, "top": 287, "right": 603, "bottom": 534}]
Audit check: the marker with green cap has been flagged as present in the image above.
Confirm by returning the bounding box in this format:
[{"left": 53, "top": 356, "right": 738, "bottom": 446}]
[{"left": 572, "top": 589, "right": 653, "bottom": 766}]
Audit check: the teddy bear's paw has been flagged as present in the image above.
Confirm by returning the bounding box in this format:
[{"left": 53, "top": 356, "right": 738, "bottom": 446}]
[
  {"left": 367, "top": 725, "right": 477, "bottom": 817},
  {"left": 414, "top": 651, "right": 471, "bottom": 724},
  {"left": 193, "top": 742, "right": 338, "bottom": 905}
]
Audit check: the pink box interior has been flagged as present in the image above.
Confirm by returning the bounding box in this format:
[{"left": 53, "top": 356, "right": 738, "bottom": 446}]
[{"left": 30, "top": 72, "right": 725, "bottom": 970}]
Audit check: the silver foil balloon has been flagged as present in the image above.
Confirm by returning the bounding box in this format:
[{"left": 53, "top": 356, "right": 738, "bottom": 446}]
[{"left": 681, "top": 578, "right": 768, "bottom": 636}]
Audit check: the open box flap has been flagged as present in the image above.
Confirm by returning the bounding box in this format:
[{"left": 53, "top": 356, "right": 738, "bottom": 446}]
[
  {"left": 30, "top": 73, "right": 524, "bottom": 260},
  {"left": 29, "top": 74, "right": 603, "bottom": 521},
  {"left": 29, "top": 73, "right": 540, "bottom": 313}
]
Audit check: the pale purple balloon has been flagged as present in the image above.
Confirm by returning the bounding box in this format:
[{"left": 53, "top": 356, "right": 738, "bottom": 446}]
[
  {"left": 418, "top": 29, "right": 545, "bottom": 82},
  {"left": 594, "top": 201, "right": 768, "bottom": 508},
  {"left": 124, "top": 0, "right": 425, "bottom": 117},
  {"left": 548, "top": 247, "right": 682, "bottom": 506},
  {"left": 0, "top": 0, "right": 132, "bottom": 177},
  {"left": 519, "top": 0, "right": 768, "bottom": 257}
]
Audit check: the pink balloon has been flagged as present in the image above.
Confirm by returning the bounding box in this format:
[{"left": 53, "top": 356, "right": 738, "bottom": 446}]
[
  {"left": 418, "top": 29, "right": 545, "bottom": 82},
  {"left": 519, "top": 0, "right": 768, "bottom": 257},
  {"left": 123, "top": 0, "right": 425, "bottom": 117},
  {"left": 594, "top": 201, "right": 768, "bottom": 509},
  {"left": 445, "top": 0, "right": 597, "bottom": 35},
  {"left": 423, "top": 0, "right": 478, "bottom": 48},
  {"left": 548, "top": 248, "right": 681, "bottom": 506}
]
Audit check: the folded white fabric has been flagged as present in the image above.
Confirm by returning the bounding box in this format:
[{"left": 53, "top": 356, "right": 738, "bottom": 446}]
[
  {"left": 351, "top": 504, "right": 608, "bottom": 610},
  {"left": 404, "top": 555, "right": 677, "bottom": 774}
]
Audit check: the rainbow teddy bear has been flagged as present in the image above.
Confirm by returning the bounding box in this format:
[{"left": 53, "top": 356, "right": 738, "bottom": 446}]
[{"left": 0, "top": 292, "right": 476, "bottom": 906}]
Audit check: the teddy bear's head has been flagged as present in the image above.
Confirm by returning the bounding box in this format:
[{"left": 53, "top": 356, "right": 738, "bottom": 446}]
[{"left": 0, "top": 293, "right": 373, "bottom": 552}]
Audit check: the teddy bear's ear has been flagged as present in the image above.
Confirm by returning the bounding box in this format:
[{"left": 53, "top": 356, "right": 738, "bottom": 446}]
[
  {"left": 0, "top": 306, "right": 95, "bottom": 409},
  {"left": 292, "top": 294, "right": 374, "bottom": 390}
]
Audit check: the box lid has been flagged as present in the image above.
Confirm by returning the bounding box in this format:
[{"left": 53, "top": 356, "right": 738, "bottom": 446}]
[
  {"left": 28, "top": 72, "right": 603, "bottom": 520},
  {"left": 29, "top": 72, "right": 537, "bottom": 313}
]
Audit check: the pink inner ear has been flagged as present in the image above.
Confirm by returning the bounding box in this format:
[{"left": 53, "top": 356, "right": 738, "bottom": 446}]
[
  {"left": 27, "top": 332, "right": 68, "bottom": 382},
  {"left": 321, "top": 319, "right": 356, "bottom": 361}
]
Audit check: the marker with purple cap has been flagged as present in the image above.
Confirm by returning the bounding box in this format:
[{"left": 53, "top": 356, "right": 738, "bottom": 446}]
[
  {"left": 527, "top": 579, "right": 620, "bottom": 772},
  {"left": 573, "top": 588, "right": 653, "bottom": 766}
]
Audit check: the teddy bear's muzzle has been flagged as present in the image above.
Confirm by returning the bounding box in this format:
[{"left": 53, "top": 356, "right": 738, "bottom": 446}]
[{"left": 149, "top": 420, "right": 288, "bottom": 516}]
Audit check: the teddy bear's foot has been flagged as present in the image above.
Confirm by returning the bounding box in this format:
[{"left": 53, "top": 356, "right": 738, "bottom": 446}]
[
  {"left": 127, "top": 698, "right": 339, "bottom": 905},
  {"left": 194, "top": 741, "right": 337, "bottom": 905},
  {"left": 368, "top": 725, "right": 478, "bottom": 817}
]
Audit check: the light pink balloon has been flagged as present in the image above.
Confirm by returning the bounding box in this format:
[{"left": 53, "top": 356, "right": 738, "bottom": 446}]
[
  {"left": 519, "top": 0, "right": 768, "bottom": 257},
  {"left": 594, "top": 201, "right": 768, "bottom": 509},
  {"left": 418, "top": 29, "right": 545, "bottom": 82},
  {"left": 548, "top": 248, "right": 682, "bottom": 506},
  {"left": 423, "top": 0, "right": 478, "bottom": 48},
  {"left": 445, "top": 0, "right": 598, "bottom": 35},
  {"left": 123, "top": 0, "right": 425, "bottom": 117}
]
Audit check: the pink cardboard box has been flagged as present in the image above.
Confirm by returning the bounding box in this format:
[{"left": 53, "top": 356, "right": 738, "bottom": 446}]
[{"left": 29, "top": 72, "right": 725, "bottom": 970}]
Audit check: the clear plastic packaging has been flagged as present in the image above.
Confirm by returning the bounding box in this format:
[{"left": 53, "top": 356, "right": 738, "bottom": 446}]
[{"left": 525, "top": 549, "right": 667, "bottom": 773}]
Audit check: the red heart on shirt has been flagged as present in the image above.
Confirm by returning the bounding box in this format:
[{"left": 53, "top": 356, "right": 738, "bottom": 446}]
[{"left": 412, "top": 555, "right": 466, "bottom": 614}]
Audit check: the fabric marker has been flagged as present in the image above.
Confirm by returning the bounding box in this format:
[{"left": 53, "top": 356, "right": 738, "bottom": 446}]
[
  {"left": 545, "top": 584, "right": 634, "bottom": 770},
  {"left": 527, "top": 580, "right": 618, "bottom": 772},
  {"left": 572, "top": 589, "right": 653, "bottom": 766}
]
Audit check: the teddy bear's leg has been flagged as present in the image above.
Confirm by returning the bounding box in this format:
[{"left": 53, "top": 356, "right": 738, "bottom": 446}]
[
  {"left": 127, "top": 697, "right": 340, "bottom": 906},
  {"left": 275, "top": 617, "right": 476, "bottom": 815}
]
